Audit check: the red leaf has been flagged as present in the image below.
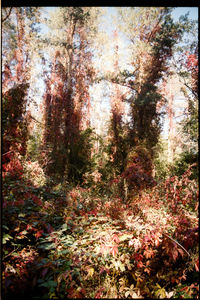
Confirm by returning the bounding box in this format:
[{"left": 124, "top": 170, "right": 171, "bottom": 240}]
[
  {"left": 110, "top": 245, "right": 118, "bottom": 256},
  {"left": 137, "top": 261, "right": 144, "bottom": 268},
  {"left": 172, "top": 249, "right": 178, "bottom": 261},
  {"left": 100, "top": 267, "right": 105, "bottom": 274},
  {"left": 177, "top": 248, "right": 184, "bottom": 258},
  {"left": 95, "top": 287, "right": 104, "bottom": 298},
  {"left": 112, "top": 234, "right": 120, "bottom": 243},
  {"left": 26, "top": 224, "right": 32, "bottom": 230},
  {"left": 35, "top": 230, "right": 43, "bottom": 239},
  {"left": 32, "top": 195, "right": 43, "bottom": 206},
  {"left": 134, "top": 253, "right": 143, "bottom": 261}
]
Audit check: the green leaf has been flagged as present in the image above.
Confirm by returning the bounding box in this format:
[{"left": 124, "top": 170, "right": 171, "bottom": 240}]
[
  {"left": 58, "top": 249, "right": 70, "bottom": 255},
  {"left": 21, "top": 230, "right": 28, "bottom": 235},
  {"left": 119, "top": 234, "right": 133, "bottom": 242},
  {"left": 3, "top": 225, "right": 9, "bottom": 230},
  {"left": 32, "top": 221, "right": 39, "bottom": 226},
  {"left": 38, "top": 243, "right": 56, "bottom": 250},
  {"left": 119, "top": 261, "right": 126, "bottom": 272},
  {"left": 3, "top": 234, "right": 13, "bottom": 244},
  {"left": 18, "top": 213, "right": 26, "bottom": 218},
  {"left": 61, "top": 223, "right": 68, "bottom": 230},
  {"left": 39, "top": 280, "right": 57, "bottom": 288}
]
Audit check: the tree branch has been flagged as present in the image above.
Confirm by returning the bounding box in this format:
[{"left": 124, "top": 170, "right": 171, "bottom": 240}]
[
  {"left": 182, "top": 79, "right": 198, "bottom": 99},
  {"left": 3, "top": 246, "right": 20, "bottom": 259},
  {"left": 2, "top": 7, "right": 13, "bottom": 23},
  {"left": 163, "top": 233, "right": 190, "bottom": 257},
  {"left": 2, "top": 150, "right": 14, "bottom": 156},
  {"left": 146, "top": 15, "right": 163, "bottom": 43},
  {"left": 30, "top": 115, "right": 44, "bottom": 125}
]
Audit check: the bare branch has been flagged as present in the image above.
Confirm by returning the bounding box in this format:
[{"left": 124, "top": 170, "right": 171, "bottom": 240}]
[
  {"left": 30, "top": 115, "right": 44, "bottom": 125},
  {"left": 163, "top": 233, "right": 190, "bottom": 257},
  {"left": 2, "top": 150, "right": 14, "bottom": 156},
  {"left": 2, "top": 7, "right": 13, "bottom": 23}
]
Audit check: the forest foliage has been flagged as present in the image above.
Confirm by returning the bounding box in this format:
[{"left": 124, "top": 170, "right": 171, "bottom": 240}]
[{"left": 2, "top": 6, "right": 199, "bottom": 299}]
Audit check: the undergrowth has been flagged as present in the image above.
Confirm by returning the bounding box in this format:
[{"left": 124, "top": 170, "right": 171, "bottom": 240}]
[{"left": 2, "top": 164, "right": 199, "bottom": 299}]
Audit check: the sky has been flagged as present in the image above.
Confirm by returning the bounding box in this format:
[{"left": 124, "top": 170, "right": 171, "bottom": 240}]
[
  {"left": 172, "top": 7, "right": 198, "bottom": 21},
  {"left": 44, "top": 7, "right": 198, "bottom": 19}
]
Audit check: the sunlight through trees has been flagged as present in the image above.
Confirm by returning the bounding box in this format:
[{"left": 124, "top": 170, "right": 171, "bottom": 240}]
[{"left": 2, "top": 6, "right": 198, "bottom": 299}]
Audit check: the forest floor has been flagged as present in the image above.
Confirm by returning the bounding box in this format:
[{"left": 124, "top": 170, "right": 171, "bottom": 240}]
[{"left": 2, "top": 180, "right": 199, "bottom": 299}]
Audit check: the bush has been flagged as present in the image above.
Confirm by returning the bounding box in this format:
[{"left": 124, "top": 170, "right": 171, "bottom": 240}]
[
  {"left": 172, "top": 151, "right": 198, "bottom": 179},
  {"left": 23, "top": 160, "right": 46, "bottom": 187}
]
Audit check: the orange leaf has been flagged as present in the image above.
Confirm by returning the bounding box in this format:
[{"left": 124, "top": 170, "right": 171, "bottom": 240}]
[
  {"left": 172, "top": 249, "right": 178, "bottom": 261},
  {"left": 144, "top": 267, "right": 150, "bottom": 274},
  {"left": 195, "top": 262, "right": 199, "bottom": 272},
  {"left": 35, "top": 230, "right": 43, "bottom": 239},
  {"left": 144, "top": 248, "right": 154, "bottom": 259},
  {"left": 177, "top": 248, "right": 184, "bottom": 258}
]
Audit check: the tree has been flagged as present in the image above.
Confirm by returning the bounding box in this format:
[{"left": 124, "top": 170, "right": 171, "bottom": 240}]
[
  {"left": 40, "top": 7, "right": 101, "bottom": 184},
  {"left": 95, "top": 7, "right": 191, "bottom": 197},
  {"left": 2, "top": 7, "right": 41, "bottom": 179},
  {"left": 107, "top": 30, "right": 127, "bottom": 175},
  {"left": 2, "top": 84, "right": 29, "bottom": 161},
  {"left": 2, "top": 7, "right": 41, "bottom": 89},
  {"left": 114, "top": 8, "right": 187, "bottom": 172},
  {"left": 170, "top": 18, "right": 198, "bottom": 178}
]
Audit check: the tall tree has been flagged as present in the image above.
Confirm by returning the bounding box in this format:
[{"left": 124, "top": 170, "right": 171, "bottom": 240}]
[
  {"left": 40, "top": 7, "right": 101, "bottom": 183},
  {"left": 107, "top": 30, "right": 127, "bottom": 174},
  {"left": 173, "top": 19, "right": 198, "bottom": 153},
  {"left": 169, "top": 17, "right": 198, "bottom": 177},
  {"left": 2, "top": 7, "right": 41, "bottom": 89},
  {"left": 2, "top": 7, "right": 41, "bottom": 176},
  {"left": 112, "top": 8, "right": 187, "bottom": 172}
]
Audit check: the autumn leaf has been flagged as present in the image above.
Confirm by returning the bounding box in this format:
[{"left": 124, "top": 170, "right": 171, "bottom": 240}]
[
  {"left": 100, "top": 244, "right": 109, "bottom": 255},
  {"left": 112, "top": 234, "right": 120, "bottom": 243},
  {"left": 177, "top": 247, "right": 184, "bottom": 258},
  {"left": 134, "top": 253, "right": 143, "bottom": 262},
  {"left": 125, "top": 290, "right": 130, "bottom": 297},
  {"left": 110, "top": 245, "right": 118, "bottom": 256},
  {"left": 195, "top": 260, "right": 199, "bottom": 272},
  {"left": 144, "top": 248, "right": 155, "bottom": 259},
  {"left": 87, "top": 267, "right": 94, "bottom": 277},
  {"left": 137, "top": 261, "right": 144, "bottom": 268},
  {"left": 144, "top": 267, "right": 151, "bottom": 274},
  {"left": 35, "top": 230, "right": 43, "bottom": 239},
  {"left": 171, "top": 249, "right": 178, "bottom": 261},
  {"left": 26, "top": 224, "right": 32, "bottom": 230},
  {"left": 95, "top": 287, "right": 104, "bottom": 298},
  {"left": 130, "top": 238, "right": 141, "bottom": 251},
  {"left": 165, "top": 291, "right": 174, "bottom": 298}
]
